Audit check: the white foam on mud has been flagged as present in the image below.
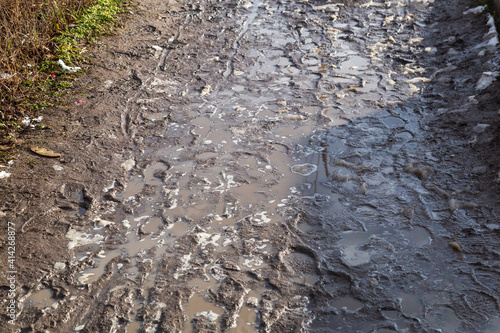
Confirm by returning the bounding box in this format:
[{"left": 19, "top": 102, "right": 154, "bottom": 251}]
[
  {"left": 476, "top": 72, "right": 499, "bottom": 90},
  {"left": 78, "top": 273, "right": 95, "bottom": 284},
  {"left": 173, "top": 253, "right": 192, "bottom": 279},
  {"left": 121, "top": 159, "right": 135, "bottom": 171},
  {"left": 196, "top": 233, "right": 221, "bottom": 249},
  {"left": 222, "top": 173, "right": 238, "bottom": 190},
  {"left": 251, "top": 212, "right": 271, "bottom": 225},
  {"left": 94, "top": 218, "right": 115, "bottom": 228},
  {"left": 74, "top": 324, "right": 86, "bottom": 331},
  {"left": 243, "top": 256, "right": 264, "bottom": 268},
  {"left": 122, "top": 219, "right": 131, "bottom": 228},
  {"left": 54, "top": 262, "right": 66, "bottom": 270},
  {"left": 463, "top": 5, "right": 486, "bottom": 15},
  {"left": 290, "top": 163, "right": 318, "bottom": 176},
  {"left": 313, "top": 4, "right": 340, "bottom": 12},
  {"left": 405, "top": 77, "right": 430, "bottom": 84},
  {"left": 66, "top": 229, "right": 104, "bottom": 249}
]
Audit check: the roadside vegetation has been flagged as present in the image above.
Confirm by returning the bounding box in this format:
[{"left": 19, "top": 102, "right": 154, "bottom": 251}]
[{"left": 0, "top": 0, "right": 127, "bottom": 162}]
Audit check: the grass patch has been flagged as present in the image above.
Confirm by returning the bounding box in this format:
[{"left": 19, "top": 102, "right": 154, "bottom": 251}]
[
  {"left": 0, "top": 0, "right": 127, "bottom": 155},
  {"left": 55, "top": 0, "right": 125, "bottom": 64},
  {"left": 474, "top": 0, "right": 500, "bottom": 30}
]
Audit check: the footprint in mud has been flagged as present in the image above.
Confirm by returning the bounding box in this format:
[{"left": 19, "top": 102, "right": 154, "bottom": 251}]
[
  {"left": 329, "top": 296, "right": 364, "bottom": 312},
  {"left": 282, "top": 249, "right": 320, "bottom": 285},
  {"left": 57, "top": 183, "right": 92, "bottom": 216},
  {"left": 24, "top": 288, "right": 58, "bottom": 310},
  {"left": 184, "top": 294, "right": 223, "bottom": 332}
]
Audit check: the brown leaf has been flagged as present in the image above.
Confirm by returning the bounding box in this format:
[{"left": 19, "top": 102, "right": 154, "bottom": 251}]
[
  {"left": 0, "top": 145, "right": 14, "bottom": 151},
  {"left": 30, "top": 146, "right": 61, "bottom": 158}
]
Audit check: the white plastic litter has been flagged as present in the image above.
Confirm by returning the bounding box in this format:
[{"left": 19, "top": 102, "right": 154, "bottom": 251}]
[
  {"left": 57, "top": 59, "right": 81, "bottom": 72},
  {"left": 0, "top": 171, "right": 11, "bottom": 179},
  {"left": 21, "top": 117, "right": 31, "bottom": 126}
]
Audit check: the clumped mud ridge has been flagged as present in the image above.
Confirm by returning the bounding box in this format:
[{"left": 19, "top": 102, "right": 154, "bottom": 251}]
[{"left": 1, "top": 0, "right": 500, "bottom": 332}]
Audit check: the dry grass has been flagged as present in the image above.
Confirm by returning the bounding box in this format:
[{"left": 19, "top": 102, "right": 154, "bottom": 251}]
[
  {"left": 0, "top": 0, "right": 125, "bottom": 159},
  {"left": 0, "top": 0, "right": 94, "bottom": 97}
]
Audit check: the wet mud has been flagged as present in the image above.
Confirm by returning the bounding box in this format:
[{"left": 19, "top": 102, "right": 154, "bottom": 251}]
[{"left": 1, "top": 0, "right": 500, "bottom": 332}]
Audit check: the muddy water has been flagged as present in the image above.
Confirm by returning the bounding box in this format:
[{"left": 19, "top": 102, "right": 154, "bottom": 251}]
[{"left": 26, "top": 0, "right": 499, "bottom": 332}]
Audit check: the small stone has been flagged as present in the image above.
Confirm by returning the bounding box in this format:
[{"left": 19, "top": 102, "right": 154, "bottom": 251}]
[{"left": 200, "top": 85, "right": 212, "bottom": 97}]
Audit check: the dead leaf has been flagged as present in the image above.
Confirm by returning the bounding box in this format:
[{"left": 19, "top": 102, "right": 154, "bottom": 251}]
[
  {"left": 30, "top": 146, "right": 61, "bottom": 158},
  {"left": 0, "top": 145, "right": 14, "bottom": 151}
]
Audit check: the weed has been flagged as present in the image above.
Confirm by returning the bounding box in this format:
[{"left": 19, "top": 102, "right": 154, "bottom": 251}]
[
  {"left": 0, "top": 0, "right": 127, "bottom": 152},
  {"left": 27, "top": 158, "right": 38, "bottom": 168}
]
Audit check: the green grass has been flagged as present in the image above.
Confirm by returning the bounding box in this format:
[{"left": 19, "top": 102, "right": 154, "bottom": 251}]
[{"left": 55, "top": 0, "right": 125, "bottom": 64}]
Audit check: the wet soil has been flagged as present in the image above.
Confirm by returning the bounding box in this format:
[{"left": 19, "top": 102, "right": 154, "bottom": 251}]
[{"left": 1, "top": 0, "right": 500, "bottom": 332}]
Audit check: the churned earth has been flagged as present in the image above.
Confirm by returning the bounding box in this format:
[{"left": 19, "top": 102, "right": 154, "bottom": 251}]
[{"left": 1, "top": 0, "right": 500, "bottom": 332}]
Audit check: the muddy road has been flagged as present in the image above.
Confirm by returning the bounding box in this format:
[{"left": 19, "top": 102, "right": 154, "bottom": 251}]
[{"left": 1, "top": 0, "right": 500, "bottom": 332}]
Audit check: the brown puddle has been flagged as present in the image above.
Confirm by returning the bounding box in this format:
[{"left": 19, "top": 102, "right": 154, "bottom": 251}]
[
  {"left": 24, "top": 288, "right": 57, "bottom": 309},
  {"left": 329, "top": 297, "right": 364, "bottom": 312},
  {"left": 182, "top": 294, "right": 224, "bottom": 333}
]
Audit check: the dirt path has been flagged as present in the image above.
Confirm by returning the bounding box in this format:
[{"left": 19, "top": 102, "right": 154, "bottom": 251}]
[{"left": 1, "top": 0, "right": 500, "bottom": 332}]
